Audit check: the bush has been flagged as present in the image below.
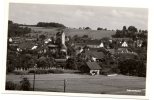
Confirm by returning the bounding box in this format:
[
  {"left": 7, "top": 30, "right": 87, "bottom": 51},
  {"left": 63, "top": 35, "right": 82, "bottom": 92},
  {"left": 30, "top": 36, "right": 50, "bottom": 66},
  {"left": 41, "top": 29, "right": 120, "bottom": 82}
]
[
  {"left": 5, "top": 81, "right": 17, "bottom": 90},
  {"left": 28, "top": 70, "right": 35, "bottom": 73},
  {"left": 48, "top": 69, "right": 64, "bottom": 74},
  {"left": 28, "top": 69, "right": 48, "bottom": 74},
  {"left": 20, "top": 77, "right": 31, "bottom": 91},
  {"left": 13, "top": 71, "right": 27, "bottom": 75},
  {"left": 28, "top": 69, "right": 64, "bottom": 74},
  {"left": 36, "top": 69, "right": 49, "bottom": 74}
]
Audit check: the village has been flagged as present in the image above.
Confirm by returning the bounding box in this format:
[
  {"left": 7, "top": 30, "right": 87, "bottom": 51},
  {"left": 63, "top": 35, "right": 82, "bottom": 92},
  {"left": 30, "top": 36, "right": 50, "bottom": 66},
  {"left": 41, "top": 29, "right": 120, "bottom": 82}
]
[
  {"left": 7, "top": 23, "right": 147, "bottom": 77},
  {"left": 4, "top": 3, "right": 148, "bottom": 96}
]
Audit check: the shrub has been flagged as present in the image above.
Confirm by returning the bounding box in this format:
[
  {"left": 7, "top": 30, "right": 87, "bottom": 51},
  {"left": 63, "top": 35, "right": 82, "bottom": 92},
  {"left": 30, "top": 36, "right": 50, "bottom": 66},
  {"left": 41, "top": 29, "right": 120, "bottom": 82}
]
[
  {"left": 48, "top": 69, "right": 54, "bottom": 73},
  {"left": 48, "top": 69, "right": 64, "bottom": 74},
  {"left": 28, "top": 69, "right": 48, "bottom": 74},
  {"left": 36, "top": 69, "right": 49, "bottom": 74},
  {"left": 20, "top": 77, "right": 31, "bottom": 91},
  {"left": 28, "top": 70, "right": 35, "bottom": 73},
  {"left": 13, "top": 71, "right": 27, "bottom": 75},
  {"left": 28, "top": 69, "right": 64, "bottom": 74},
  {"left": 5, "top": 81, "right": 17, "bottom": 90}
]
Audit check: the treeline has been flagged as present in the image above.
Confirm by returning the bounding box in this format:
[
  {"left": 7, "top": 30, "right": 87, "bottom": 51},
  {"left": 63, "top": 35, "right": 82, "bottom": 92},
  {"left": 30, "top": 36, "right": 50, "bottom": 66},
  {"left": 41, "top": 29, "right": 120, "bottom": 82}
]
[
  {"left": 8, "top": 20, "right": 31, "bottom": 37},
  {"left": 36, "top": 22, "right": 66, "bottom": 28},
  {"left": 112, "top": 26, "right": 148, "bottom": 40}
]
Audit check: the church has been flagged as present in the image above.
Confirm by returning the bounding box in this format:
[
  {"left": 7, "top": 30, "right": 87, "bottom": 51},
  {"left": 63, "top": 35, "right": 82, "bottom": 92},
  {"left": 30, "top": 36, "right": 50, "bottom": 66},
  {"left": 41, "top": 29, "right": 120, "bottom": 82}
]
[{"left": 48, "top": 31, "right": 67, "bottom": 59}]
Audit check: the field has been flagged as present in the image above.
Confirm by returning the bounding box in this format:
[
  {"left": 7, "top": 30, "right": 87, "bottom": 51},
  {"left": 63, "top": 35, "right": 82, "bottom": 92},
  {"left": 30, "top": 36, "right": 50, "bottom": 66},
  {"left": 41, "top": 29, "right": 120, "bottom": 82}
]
[
  {"left": 28, "top": 26, "right": 116, "bottom": 39},
  {"left": 6, "top": 73, "right": 146, "bottom": 95}
]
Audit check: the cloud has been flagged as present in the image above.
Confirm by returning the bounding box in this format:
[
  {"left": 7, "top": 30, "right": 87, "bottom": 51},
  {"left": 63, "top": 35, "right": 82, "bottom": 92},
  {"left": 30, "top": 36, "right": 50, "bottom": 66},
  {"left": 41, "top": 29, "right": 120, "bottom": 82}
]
[{"left": 9, "top": 3, "right": 148, "bottom": 30}]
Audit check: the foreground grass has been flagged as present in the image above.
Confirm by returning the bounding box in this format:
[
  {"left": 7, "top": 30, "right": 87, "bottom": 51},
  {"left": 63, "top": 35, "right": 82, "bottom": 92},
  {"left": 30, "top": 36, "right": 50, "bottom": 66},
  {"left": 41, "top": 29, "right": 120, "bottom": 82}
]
[{"left": 6, "top": 73, "right": 145, "bottom": 95}]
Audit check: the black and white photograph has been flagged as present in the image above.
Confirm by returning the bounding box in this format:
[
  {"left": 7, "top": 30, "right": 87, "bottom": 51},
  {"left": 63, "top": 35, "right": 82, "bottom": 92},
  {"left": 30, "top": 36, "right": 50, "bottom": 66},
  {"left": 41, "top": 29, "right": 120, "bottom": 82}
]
[{"left": 5, "top": 2, "right": 148, "bottom": 98}]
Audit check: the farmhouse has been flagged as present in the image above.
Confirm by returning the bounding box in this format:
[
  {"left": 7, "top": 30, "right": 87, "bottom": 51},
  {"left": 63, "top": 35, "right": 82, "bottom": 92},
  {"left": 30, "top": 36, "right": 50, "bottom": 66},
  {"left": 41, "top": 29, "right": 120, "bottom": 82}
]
[
  {"left": 80, "top": 62, "right": 102, "bottom": 75},
  {"left": 121, "top": 41, "right": 128, "bottom": 47},
  {"left": 86, "top": 40, "right": 104, "bottom": 48},
  {"left": 83, "top": 50, "right": 105, "bottom": 62}
]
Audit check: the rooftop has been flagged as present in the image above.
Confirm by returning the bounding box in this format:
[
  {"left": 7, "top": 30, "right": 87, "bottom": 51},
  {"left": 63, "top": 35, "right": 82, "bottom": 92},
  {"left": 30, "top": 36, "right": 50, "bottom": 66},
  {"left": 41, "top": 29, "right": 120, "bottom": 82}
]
[
  {"left": 86, "top": 40, "right": 102, "bottom": 45},
  {"left": 86, "top": 62, "right": 102, "bottom": 70}
]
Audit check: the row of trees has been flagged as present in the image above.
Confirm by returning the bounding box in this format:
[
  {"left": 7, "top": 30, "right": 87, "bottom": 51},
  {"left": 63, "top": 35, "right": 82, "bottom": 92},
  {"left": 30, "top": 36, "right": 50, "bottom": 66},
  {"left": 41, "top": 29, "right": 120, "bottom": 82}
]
[
  {"left": 8, "top": 20, "right": 31, "bottom": 37},
  {"left": 36, "top": 22, "right": 66, "bottom": 28},
  {"left": 112, "top": 26, "right": 147, "bottom": 40}
]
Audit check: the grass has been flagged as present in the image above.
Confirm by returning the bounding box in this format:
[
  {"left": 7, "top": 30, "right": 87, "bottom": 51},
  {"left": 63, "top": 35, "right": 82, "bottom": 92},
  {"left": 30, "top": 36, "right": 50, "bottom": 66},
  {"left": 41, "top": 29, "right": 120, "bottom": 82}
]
[
  {"left": 6, "top": 73, "right": 145, "bottom": 95},
  {"left": 28, "top": 26, "right": 116, "bottom": 39}
]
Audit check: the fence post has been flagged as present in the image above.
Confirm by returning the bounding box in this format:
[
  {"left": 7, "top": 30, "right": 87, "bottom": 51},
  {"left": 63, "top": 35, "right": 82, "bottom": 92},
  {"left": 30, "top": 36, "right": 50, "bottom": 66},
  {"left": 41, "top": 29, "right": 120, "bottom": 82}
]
[{"left": 64, "top": 79, "right": 66, "bottom": 92}]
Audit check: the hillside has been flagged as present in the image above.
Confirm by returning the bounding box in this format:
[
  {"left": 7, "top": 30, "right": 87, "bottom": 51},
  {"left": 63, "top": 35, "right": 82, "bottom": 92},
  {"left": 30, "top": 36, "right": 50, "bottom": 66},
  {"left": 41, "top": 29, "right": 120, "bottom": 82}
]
[
  {"left": 27, "top": 26, "right": 116, "bottom": 39},
  {"left": 64, "top": 28, "right": 115, "bottom": 39}
]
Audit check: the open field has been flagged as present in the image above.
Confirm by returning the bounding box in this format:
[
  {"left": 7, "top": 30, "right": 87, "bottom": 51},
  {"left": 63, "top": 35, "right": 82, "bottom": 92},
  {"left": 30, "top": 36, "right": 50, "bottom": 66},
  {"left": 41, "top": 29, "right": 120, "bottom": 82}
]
[
  {"left": 6, "top": 73, "right": 145, "bottom": 95},
  {"left": 28, "top": 26, "right": 116, "bottom": 39}
]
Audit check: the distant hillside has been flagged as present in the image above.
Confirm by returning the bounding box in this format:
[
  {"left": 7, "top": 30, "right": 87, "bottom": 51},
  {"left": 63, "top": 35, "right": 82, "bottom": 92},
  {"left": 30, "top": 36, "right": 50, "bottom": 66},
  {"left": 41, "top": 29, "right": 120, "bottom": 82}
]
[
  {"left": 27, "top": 26, "right": 116, "bottom": 39},
  {"left": 64, "top": 28, "right": 116, "bottom": 39}
]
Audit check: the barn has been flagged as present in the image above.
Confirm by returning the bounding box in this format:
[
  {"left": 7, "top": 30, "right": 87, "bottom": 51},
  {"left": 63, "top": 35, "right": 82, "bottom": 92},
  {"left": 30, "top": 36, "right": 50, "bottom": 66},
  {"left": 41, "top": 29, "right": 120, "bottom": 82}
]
[{"left": 80, "top": 62, "right": 102, "bottom": 75}]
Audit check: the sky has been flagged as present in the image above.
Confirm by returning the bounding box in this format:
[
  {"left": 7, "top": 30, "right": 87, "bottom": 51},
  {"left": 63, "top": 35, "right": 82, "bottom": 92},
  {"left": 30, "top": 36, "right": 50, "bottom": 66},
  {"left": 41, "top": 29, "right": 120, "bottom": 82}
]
[{"left": 9, "top": 3, "right": 148, "bottom": 30}]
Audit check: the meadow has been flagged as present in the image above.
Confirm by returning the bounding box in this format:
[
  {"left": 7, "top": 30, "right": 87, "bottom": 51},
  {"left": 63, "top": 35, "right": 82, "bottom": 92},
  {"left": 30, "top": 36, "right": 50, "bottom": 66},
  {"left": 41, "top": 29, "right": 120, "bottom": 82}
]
[{"left": 6, "top": 73, "right": 145, "bottom": 95}]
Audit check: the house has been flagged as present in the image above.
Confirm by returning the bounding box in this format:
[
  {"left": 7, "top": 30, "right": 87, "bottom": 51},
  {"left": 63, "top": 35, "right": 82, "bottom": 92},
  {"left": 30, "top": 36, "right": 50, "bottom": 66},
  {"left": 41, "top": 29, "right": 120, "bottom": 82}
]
[
  {"left": 44, "top": 38, "right": 52, "bottom": 44},
  {"left": 18, "top": 41, "right": 35, "bottom": 50},
  {"left": 86, "top": 40, "right": 104, "bottom": 48},
  {"left": 121, "top": 41, "right": 128, "bottom": 47},
  {"left": 112, "top": 37, "right": 132, "bottom": 41},
  {"left": 9, "top": 38, "right": 13, "bottom": 42},
  {"left": 136, "top": 39, "right": 143, "bottom": 47},
  {"left": 55, "top": 59, "right": 67, "bottom": 68},
  {"left": 80, "top": 62, "right": 102, "bottom": 75},
  {"left": 83, "top": 50, "right": 105, "bottom": 61},
  {"left": 116, "top": 48, "right": 130, "bottom": 54},
  {"left": 25, "top": 38, "right": 37, "bottom": 42}
]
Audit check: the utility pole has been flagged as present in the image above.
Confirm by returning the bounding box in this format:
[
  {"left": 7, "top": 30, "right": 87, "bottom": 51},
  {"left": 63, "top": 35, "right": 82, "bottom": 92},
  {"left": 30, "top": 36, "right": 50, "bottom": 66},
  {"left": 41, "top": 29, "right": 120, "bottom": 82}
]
[
  {"left": 33, "top": 64, "right": 37, "bottom": 91},
  {"left": 64, "top": 79, "right": 66, "bottom": 92}
]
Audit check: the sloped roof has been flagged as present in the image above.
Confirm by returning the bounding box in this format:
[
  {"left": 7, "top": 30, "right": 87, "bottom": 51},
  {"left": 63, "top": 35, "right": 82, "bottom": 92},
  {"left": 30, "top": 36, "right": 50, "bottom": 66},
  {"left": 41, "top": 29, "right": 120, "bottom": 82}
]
[
  {"left": 55, "top": 59, "right": 67, "bottom": 62},
  {"left": 86, "top": 40, "right": 102, "bottom": 45},
  {"left": 112, "top": 38, "right": 132, "bottom": 41},
  {"left": 48, "top": 44, "right": 58, "bottom": 48},
  {"left": 18, "top": 41, "right": 35, "bottom": 50},
  {"left": 86, "top": 62, "right": 102, "bottom": 70},
  {"left": 116, "top": 48, "right": 130, "bottom": 53},
  {"left": 107, "top": 49, "right": 115, "bottom": 54},
  {"left": 84, "top": 50, "right": 105, "bottom": 59}
]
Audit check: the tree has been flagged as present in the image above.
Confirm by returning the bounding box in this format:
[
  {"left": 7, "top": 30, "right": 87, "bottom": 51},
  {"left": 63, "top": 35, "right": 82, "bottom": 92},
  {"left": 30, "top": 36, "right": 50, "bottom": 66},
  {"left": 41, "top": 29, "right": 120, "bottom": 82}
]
[
  {"left": 85, "top": 27, "right": 91, "bottom": 30},
  {"left": 122, "top": 26, "right": 127, "bottom": 32},
  {"left": 118, "top": 59, "right": 146, "bottom": 77},
  {"left": 7, "top": 50, "right": 20, "bottom": 73},
  {"left": 82, "top": 35, "right": 88, "bottom": 38},
  {"left": 20, "top": 54, "right": 35, "bottom": 69},
  {"left": 66, "top": 58, "right": 77, "bottom": 69},
  {"left": 97, "top": 27, "right": 103, "bottom": 30},
  {"left": 37, "top": 56, "right": 49, "bottom": 68},
  {"left": 36, "top": 22, "right": 66, "bottom": 28},
  {"left": 8, "top": 20, "right": 31, "bottom": 37},
  {"left": 20, "top": 77, "right": 31, "bottom": 91},
  {"left": 39, "top": 34, "right": 46, "bottom": 41},
  {"left": 128, "top": 26, "right": 138, "bottom": 33}
]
